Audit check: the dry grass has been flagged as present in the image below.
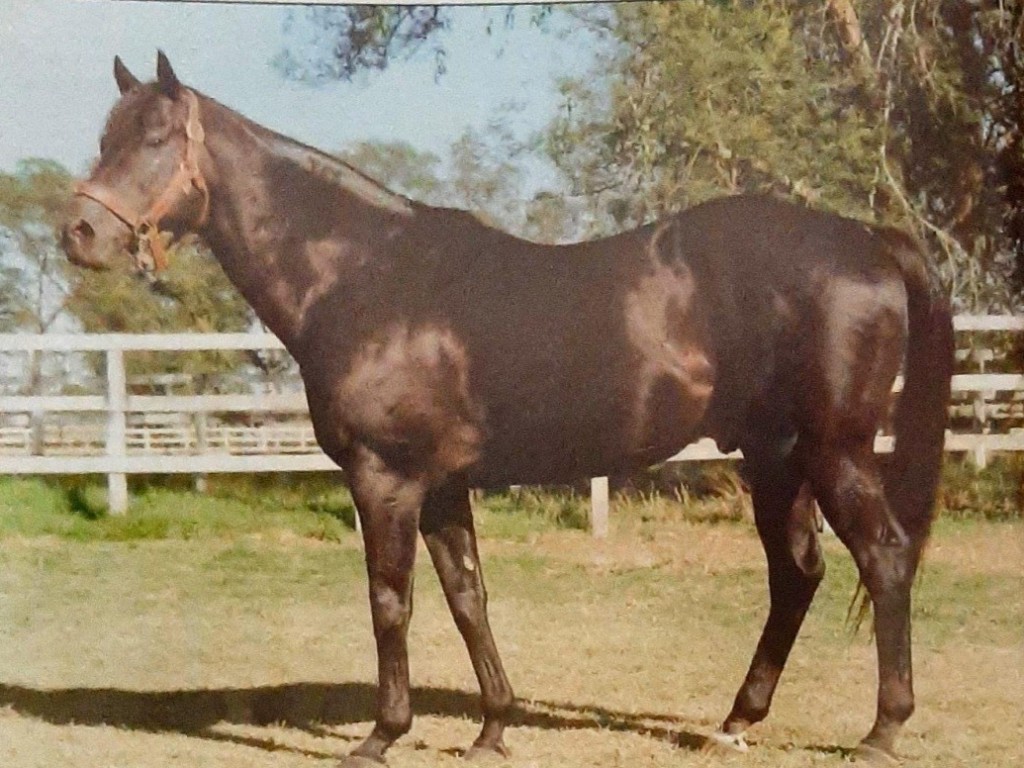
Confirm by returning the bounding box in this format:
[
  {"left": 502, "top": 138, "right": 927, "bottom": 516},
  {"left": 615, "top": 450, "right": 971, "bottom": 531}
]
[{"left": 0, "top": 517, "right": 1020, "bottom": 768}]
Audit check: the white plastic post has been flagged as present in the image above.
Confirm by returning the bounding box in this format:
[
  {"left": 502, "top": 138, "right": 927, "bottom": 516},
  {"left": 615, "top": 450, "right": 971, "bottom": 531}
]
[
  {"left": 105, "top": 348, "right": 128, "bottom": 514},
  {"left": 971, "top": 348, "right": 990, "bottom": 469},
  {"left": 590, "top": 476, "right": 609, "bottom": 539}
]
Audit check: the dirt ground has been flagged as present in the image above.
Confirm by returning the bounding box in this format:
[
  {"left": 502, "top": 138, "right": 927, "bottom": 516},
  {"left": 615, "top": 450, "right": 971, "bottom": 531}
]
[{"left": 0, "top": 519, "right": 1020, "bottom": 768}]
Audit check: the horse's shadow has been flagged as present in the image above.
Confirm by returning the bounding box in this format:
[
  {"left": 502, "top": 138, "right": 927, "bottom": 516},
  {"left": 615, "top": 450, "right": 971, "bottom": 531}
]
[{"left": 0, "top": 681, "right": 708, "bottom": 758}]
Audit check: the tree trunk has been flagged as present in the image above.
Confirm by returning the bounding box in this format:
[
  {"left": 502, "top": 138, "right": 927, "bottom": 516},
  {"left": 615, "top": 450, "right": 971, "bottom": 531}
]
[{"left": 826, "top": 0, "right": 882, "bottom": 108}]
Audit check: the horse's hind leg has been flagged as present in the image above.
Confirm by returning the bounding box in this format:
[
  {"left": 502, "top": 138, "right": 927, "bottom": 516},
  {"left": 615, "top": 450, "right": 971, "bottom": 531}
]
[
  {"left": 420, "top": 476, "right": 514, "bottom": 760},
  {"left": 712, "top": 444, "right": 825, "bottom": 750},
  {"left": 808, "top": 438, "right": 918, "bottom": 763},
  {"left": 345, "top": 447, "right": 428, "bottom": 766}
]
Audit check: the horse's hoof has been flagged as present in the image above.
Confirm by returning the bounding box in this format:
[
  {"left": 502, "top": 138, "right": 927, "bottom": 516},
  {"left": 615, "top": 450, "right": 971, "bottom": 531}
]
[
  {"left": 702, "top": 730, "right": 749, "bottom": 754},
  {"left": 337, "top": 755, "right": 386, "bottom": 767},
  {"left": 852, "top": 742, "right": 900, "bottom": 765},
  {"left": 464, "top": 742, "right": 511, "bottom": 762}
]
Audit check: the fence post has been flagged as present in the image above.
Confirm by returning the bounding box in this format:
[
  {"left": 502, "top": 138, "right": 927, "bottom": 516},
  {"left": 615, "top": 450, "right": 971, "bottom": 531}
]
[
  {"left": 27, "top": 349, "right": 45, "bottom": 456},
  {"left": 972, "top": 392, "right": 989, "bottom": 469},
  {"left": 105, "top": 348, "right": 128, "bottom": 514},
  {"left": 193, "top": 412, "right": 209, "bottom": 493},
  {"left": 590, "top": 476, "right": 609, "bottom": 539},
  {"left": 971, "top": 348, "right": 990, "bottom": 469}
]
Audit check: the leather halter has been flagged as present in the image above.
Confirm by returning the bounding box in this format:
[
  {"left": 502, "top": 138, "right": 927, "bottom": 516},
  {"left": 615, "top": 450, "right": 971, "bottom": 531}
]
[{"left": 74, "top": 89, "right": 209, "bottom": 273}]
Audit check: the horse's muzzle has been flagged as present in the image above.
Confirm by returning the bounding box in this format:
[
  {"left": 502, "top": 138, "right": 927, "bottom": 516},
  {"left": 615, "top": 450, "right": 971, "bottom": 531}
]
[{"left": 61, "top": 217, "right": 109, "bottom": 270}]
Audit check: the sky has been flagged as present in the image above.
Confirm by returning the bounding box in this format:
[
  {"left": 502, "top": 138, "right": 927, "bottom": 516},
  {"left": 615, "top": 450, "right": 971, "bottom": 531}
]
[{"left": 0, "top": 0, "right": 602, "bottom": 188}]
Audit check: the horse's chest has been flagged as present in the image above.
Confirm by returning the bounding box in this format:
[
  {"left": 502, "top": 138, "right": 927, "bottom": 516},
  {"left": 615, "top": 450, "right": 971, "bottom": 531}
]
[{"left": 303, "top": 324, "right": 484, "bottom": 476}]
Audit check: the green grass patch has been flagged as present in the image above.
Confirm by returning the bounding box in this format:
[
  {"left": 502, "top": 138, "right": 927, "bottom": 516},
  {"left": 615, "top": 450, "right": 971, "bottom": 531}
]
[
  {"left": 0, "top": 453, "right": 1018, "bottom": 544},
  {"left": 937, "top": 454, "right": 1023, "bottom": 521},
  {"left": 0, "top": 475, "right": 356, "bottom": 543},
  {"left": 476, "top": 487, "right": 590, "bottom": 539}
]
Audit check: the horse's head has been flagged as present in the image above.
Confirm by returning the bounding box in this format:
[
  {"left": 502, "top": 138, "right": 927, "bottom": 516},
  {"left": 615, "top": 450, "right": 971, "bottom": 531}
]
[{"left": 61, "top": 52, "right": 210, "bottom": 273}]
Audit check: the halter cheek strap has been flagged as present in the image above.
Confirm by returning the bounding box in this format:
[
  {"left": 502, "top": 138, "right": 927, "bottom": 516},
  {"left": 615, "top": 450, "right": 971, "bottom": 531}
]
[{"left": 74, "top": 89, "right": 209, "bottom": 273}]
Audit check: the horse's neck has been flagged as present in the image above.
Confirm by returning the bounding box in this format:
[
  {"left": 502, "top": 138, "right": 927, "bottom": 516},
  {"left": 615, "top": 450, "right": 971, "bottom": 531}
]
[{"left": 196, "top": 98, "right": 414, "bottom": 355}]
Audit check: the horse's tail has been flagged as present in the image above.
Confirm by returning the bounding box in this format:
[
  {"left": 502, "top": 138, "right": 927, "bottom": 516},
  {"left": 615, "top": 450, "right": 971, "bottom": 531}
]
[{"left": 882, "top": 230, "right": 955, "bottom": 548}]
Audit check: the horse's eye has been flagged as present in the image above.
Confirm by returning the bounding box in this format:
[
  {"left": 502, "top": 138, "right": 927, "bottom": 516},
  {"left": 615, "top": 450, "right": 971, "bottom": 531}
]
[{"left": 145, "top": 134, "right": 168, "bottom": 148}]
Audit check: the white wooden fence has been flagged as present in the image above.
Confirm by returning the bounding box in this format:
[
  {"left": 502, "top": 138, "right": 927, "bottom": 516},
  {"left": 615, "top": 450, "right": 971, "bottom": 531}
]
[{"left": 1, "top": 317, "right": 1022, "bottom": 525}]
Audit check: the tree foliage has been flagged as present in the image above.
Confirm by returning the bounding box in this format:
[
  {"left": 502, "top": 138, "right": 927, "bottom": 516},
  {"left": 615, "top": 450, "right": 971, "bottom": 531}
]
[
  {"left": 549, "top": 3, "right": 883, "bottom": 229},
  {"left": 340, "top": 141, "right": 446, "bottom": 201},
  {"left": 0, "top": 159, "right": 76, "bottom": 334},
  {"left": 275, "top": 4, "right": 555, "bottom": 83},
  {"left": 275, "top": 5, "right": 450, "bottom": 83}
]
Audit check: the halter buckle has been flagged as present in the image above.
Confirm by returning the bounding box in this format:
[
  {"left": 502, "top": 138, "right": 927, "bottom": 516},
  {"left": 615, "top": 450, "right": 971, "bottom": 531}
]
[{"left": 131, "top": 222, "right": 168, "bottom": 274}]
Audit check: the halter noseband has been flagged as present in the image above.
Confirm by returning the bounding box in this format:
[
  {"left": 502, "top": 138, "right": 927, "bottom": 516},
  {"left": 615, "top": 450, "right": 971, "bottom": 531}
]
[{"left": 74, "top": 89, "right": 209, "bottom": 273}]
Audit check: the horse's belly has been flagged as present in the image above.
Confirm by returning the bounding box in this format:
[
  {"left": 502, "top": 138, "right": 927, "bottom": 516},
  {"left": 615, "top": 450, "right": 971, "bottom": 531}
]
[{"left": 466, "top": 366, "right": 713, "bottom": 487}]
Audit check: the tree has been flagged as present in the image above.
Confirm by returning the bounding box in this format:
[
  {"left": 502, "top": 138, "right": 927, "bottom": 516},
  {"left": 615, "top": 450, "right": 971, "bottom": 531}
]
[
  {"left": 340, "top": 140, "right": 446, "bottom": 201},
  {"left": 0, "top": 265, "right": 17, "bottom": 331},
  {"left": 822, "top": 0, "right": 1022, "bottom": 310},
  {"left": 0, "top": 159, "right": 76, "bottom": 336},
  {"left": 0, "top": 160, "right": 77, "bottom": 451},
  {"left": 275, "top": 4, "right": 554, "bottom": 83},
  {"left": 275, "top": 5, "right": 449, "bottom": 82},
  {"left": 547, "top": 3, "right": 882, "bottom": 234}
]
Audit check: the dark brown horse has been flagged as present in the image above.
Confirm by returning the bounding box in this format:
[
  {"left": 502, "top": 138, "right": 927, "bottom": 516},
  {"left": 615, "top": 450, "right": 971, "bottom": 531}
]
[{"left": 62, "top": 54, "right": 953, "bottom": 765}]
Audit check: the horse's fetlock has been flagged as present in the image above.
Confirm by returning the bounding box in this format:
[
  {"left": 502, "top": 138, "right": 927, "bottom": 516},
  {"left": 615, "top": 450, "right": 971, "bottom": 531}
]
[
  {"left": 377, "top": 711, "right": 413, "bottom": 740},
  {"left": 730, "top": 691, "right": 771, "bottom": 727},
  {"left": 880, "top": 690, "right": 915, "bottom": 725},
  {"left": 483, "top": 686, "right": 515, "bottom": 720}
]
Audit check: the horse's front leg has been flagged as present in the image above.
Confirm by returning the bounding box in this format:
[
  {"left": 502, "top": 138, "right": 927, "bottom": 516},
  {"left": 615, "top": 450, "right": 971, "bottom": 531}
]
[
  {"left": 344, "top": 446, "right": 428, "bottom": 766},
  {"left": 420, "top": 475, "right": 514, "bottom": 759}
]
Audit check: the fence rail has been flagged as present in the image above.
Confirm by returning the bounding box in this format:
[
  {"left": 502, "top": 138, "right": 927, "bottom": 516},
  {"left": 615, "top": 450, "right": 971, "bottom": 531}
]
[{"left": 2, "top": 316, "right": 1022, "bottom": 525}]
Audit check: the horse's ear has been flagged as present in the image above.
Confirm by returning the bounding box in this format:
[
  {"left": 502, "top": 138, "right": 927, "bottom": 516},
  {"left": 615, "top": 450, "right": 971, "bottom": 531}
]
[
  {"left": 113, "top": 56, "right": 140, "bottom": 95},
  {"left": 156, "top": 50, "right": 181, "bottom": 98}
]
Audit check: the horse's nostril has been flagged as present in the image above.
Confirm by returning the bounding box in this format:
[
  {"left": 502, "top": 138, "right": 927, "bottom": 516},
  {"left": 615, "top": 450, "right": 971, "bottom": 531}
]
[
  {"left": 61, "top": 219, "right": 100, "bottom": 266},
  {"left": 72, "top": 219, "right": 95, "bottom": 243}
]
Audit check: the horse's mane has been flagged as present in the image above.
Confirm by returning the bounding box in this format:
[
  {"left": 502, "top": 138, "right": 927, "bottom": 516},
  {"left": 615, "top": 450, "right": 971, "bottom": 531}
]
[{"left": 195, "top": 91, "right": 415, "bottom": 217}]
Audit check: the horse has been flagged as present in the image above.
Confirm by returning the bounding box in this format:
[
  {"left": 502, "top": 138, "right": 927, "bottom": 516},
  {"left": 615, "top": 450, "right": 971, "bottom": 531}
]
[{"left": 61, "top": 53, "right": 954, "bottom": 766}]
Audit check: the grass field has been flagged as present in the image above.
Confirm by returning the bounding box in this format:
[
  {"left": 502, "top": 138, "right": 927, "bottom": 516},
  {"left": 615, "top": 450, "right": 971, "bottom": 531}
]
[{"left": 0, "top": 468, "right": 1021, "bottom": 767}]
